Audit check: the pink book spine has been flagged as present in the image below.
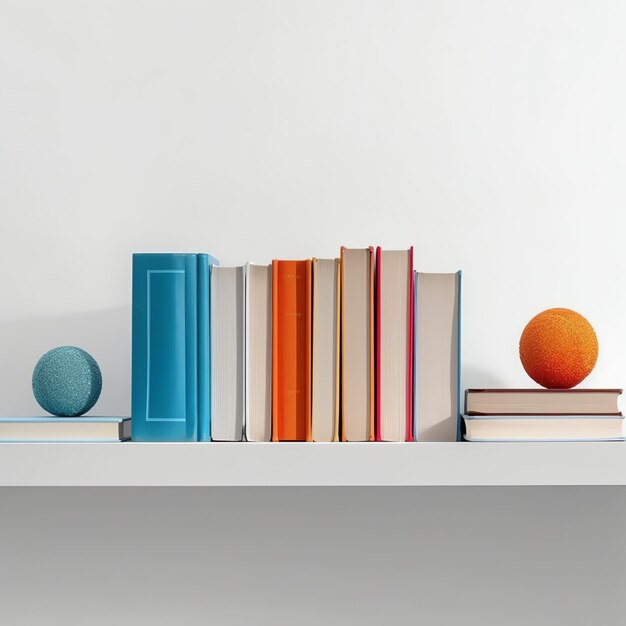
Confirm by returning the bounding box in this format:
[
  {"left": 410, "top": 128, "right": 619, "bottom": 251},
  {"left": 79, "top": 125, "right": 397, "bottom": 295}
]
[{"left": 406, "top": 246, "right": 414, "bottom": 441}]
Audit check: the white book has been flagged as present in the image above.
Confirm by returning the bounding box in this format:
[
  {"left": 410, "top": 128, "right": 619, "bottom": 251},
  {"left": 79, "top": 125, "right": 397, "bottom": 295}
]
[
  {"left": 463, "top": 414, "right": 625, "bottom": 441},
  {"left": 414, "top": 271, "right": 461, "bottom": 441},
  {"left": 245, "top": 263, "right": 272, "bottom": 442},
  {"left": 211, "top": 265, "right": 245, "bottom": 441},
  {"left": 311, "top": 258, "right": 340, "bottom": 442}
]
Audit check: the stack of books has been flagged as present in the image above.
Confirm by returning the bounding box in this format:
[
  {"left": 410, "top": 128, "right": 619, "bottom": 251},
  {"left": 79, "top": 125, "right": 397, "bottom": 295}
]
[
  {"left": 462, "top": 389, "right": 624, "bottom": 441},
  {"left": 131, "top": 248, "right": 462, "bottom": 442}
]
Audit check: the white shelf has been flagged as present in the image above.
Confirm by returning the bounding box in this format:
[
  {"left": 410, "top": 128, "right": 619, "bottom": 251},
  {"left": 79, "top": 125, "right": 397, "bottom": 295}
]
[{"left": 0, "top": 441, "right": 624, "bottom": 486}]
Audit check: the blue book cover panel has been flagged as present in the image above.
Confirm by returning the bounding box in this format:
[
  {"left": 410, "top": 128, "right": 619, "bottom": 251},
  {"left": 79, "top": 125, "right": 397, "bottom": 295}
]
[{"left": 132, "top": 254, "right": 199, "bottom": 441}]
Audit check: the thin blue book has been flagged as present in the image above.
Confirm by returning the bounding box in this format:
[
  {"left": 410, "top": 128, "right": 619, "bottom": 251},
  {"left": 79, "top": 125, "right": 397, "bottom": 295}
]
[
  {"left": 0, "top": 417, "right": 130, "bottom": 442},
  {"left": 132, "top": 253, "right": 219, "bottom": 442}
]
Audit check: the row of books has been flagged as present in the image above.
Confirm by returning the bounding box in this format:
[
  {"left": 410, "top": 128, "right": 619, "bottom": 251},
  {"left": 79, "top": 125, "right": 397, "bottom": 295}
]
[
  {"left": 131, "top": 249, "right": 462, "bottom": 441},
  {"left": 462, "top": 388, "right": 624, "bottom": 441},
  {"left": 0, "top": 386, "right": 621, "bottom": 441}
]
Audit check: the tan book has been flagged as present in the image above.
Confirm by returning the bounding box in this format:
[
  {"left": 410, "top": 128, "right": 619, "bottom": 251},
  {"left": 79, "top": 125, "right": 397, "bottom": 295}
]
[
  {"left": 465, "top": 389, "right": 622, "bottom": 416},
  {"left": 340, "top": 247, "right": 374, "bottom": 441},
  {"left": 311, "top": 258, "right": 340, "bottom": 442},
  {"left": 245, "top": 263, "right": 272, "bottom": 442},
  {"left": 0, "top": 417, "right": 131, "bottom": 441},
  {"left": 376, "top": 247, "right": 413, "bottom": 442}
]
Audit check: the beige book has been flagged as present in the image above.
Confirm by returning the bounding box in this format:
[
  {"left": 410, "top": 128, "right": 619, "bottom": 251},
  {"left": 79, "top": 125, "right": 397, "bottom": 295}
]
[
  {"left": 378, "top": 248, "right": 412, "bottom": 441},
  {"left": 465, "top": 389, "right": 621, "bottom": 415},
  {"left": 415, "top": 272, "right": 460, "bottom": 441},
  {"left": 341, "top": 247, "right": 374, "bottom": 441},
  {"left": 311, "top": 258, "right": 340, "bottom": 442},
  {"left": 211, "top": 266, "right": 245, "bottom": 441},
  {"left": 0, "top": 418, "right": 131, "bottom": 441},
  {"left": 245, "top": 263, "right": 272, "bottom": 442}
]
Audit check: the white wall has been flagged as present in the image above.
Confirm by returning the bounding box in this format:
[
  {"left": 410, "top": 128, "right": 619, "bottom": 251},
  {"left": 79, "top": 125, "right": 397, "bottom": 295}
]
[{"left": 1, "top": 0, "right": 626, "bottom": 415}]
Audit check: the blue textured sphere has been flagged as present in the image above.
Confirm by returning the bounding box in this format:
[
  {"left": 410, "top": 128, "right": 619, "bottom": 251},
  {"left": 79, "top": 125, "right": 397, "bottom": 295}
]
[{"left": 32, "top": 346, "right": 102, "bottom": 417}]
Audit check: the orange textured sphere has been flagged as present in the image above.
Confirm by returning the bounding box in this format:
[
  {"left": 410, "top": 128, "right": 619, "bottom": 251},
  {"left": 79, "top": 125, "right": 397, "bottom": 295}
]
[{"left": 519, "top": 308, "right": 598, "bottom": 389}]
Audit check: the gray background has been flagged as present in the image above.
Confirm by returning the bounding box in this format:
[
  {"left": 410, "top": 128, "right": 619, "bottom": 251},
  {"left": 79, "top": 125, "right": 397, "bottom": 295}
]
[{"left": 0, "top": 487, "right": 624, "bottom": 625}]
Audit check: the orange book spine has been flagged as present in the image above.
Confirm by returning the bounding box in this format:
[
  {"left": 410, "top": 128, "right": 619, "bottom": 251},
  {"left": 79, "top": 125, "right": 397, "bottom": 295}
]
[{"left": 272, "top": 259, "right": 311, "bottom": 441}]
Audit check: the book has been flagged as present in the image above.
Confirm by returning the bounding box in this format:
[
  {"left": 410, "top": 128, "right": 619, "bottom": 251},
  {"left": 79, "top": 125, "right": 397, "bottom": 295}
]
[
  {"left": 463, "top": 414, "right": 625, "bottom": 441},
  {"left": 245, "top": 263, "right": 272, "bottom": 442},
  {"left": 341, "top": 247, "right": 375, "bottom": 441},
  {"left": 132, "top": 253, "right": 218, "bottom": 442},
  {"left": 197, "top": 254, "right": 212, "bottom": 442},
  {"left": 311, "top": 258, "right": 340, "bottom": 442},
  {"left": 272, "top": 259, "right": 312, "bottom": 441},
  {"left": 376, "top": 247, "right": 414, "bottom": 441},
  {"left": 211, "top": 265, "right": 245, "bottom": 441},
  {"left": 0, "top": 417, "right": 131, "bottom": 441},
  {"left": 414, "top": 271, "right": 462, "bottom": 441},
  {"left": 465, "top": 389, "right": 622, "bottom": 416}
]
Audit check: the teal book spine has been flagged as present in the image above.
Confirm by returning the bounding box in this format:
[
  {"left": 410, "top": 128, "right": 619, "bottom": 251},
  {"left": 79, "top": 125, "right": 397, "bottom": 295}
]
[
  {"left": 197, "top": 254, "right": 220, "bottom": 441},
  {"left": 132, "top": 253, "right": 200, "bottom": 441}
]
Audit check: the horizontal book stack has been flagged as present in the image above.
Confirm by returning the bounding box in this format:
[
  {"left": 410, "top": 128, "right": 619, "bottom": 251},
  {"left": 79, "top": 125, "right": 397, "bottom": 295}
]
[
  {"left": 131, "top": 249, "right": 461, "bottom": 442},
  {"left": 463, "top": 389, "right": 624, "bottom": 441}
]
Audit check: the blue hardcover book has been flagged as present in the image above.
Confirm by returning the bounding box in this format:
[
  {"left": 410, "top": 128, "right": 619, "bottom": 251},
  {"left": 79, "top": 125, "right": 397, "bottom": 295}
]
[
  {"left": 132, "top": 253, "right": 218, "bottom": 442},
  {"left": 0, "top": 417, "right": 131, "bottom": 442},
  {"left": 413, "top": 270, "right": 462, "bottom": 442}
]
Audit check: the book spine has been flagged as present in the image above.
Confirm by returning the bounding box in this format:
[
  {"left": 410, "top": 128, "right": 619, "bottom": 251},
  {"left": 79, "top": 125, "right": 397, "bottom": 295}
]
[
  {"left": 413, "top": 271, "right": 418, "bottom": 441},
  {"left": 240, "top": 265, "right": 247, "bottom": 441},
  {"left": 271, "top": 260, "right": 279, "bottom": 442},
  {"left": 197, "top": 254, "right": 210, "bottom": 442},
  {"left": 456, "top": 270, "right": 462, "bottom": 442},
  {"left": 244, "top": 262, "right": 251, "bottom": 441},
  {"left": 333, "top": 258, "right": 340, "bottom": 443},
  {"left": 272, "top": 260, "right": 311, "bottom": 441},
  {"left": 375, "top": 247, "right": 382, "bottom": 442},
  {"left": 131, "top": 253, "right": 198, "bottom": 441},
  {"left": 305, "top": 260, "right": 312, "bottom": 442},
  {"left": 406, "top": 247, "right": 414, "bottom": 441},
  {"left": 340, "top": 247, "right": 346, "bottom": 442},
  {"left": 368, "top": 247, "right": 375, "bottom": 442},
  {"left": 210, "top": 266, "right": 246, "bottom": 442}
]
